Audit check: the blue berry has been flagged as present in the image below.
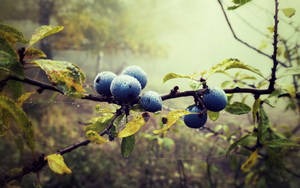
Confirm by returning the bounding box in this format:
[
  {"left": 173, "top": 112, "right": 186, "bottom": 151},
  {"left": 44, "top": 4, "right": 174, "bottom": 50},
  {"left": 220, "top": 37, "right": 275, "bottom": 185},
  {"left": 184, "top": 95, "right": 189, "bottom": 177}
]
[
  {"left": 94, "top": 71, "right": 116, "bottom": 96},
  {"left": 183, "top": 105, "right": 207, "bottom": 128},
  {"left": 141, "top": 91, "right": 162, "bottom": 112},
  {"left": 122, "top": 65, "right": 147, "bottom": 89},
  {"left": 203, "top": 87, "right": 227, "bottom": 112},
  {"left": 110, "top": 75, "right": 141, "bottom": 102}
]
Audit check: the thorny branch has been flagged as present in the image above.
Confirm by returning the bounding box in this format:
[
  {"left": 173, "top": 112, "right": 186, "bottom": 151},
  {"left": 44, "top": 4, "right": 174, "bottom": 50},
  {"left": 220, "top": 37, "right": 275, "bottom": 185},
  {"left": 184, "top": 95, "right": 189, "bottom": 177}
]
[
  {"left": 268, "top": 0, "right": 279, "bottom": 91},
  {"left": 216, "top": 0, "right": 287, "bottom": 68}
]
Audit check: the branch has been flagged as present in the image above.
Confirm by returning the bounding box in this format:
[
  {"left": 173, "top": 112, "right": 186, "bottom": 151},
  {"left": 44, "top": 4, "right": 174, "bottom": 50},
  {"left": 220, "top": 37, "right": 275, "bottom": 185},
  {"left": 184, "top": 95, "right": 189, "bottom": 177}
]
[
  {"left": 6, "top": 76, "right": 300, "bottom": 103},
  {"left": 9, "top": 76, "right": 63, "bottom": 94},
  {"left": 216, "top": 0, "right": 287, "bottom": 68},
  {"left": 268, "top": 0, "right": 280, "bottom": 91}
]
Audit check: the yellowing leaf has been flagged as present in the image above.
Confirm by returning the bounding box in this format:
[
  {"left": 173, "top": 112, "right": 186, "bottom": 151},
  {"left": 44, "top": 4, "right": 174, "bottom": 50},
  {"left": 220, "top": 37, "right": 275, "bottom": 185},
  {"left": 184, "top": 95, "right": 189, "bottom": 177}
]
[
  {"left": 153, "top": 110, "right": 190, "bottom": 134},
  {"left": 118, "top": 113, "right": 147, "bottom": 138},
  {"left": 162, "top": 72, "right": 199, "bottom": 83},
  {"left": 17, "top": 92, "right": 35, "bottom": 107},
  {"left": 0, "top": 23, "right": 28, "bottom": 43},
  {"left": 0, "top": 95, "right": 34, "bottom": 150},
  {"left": 258, "top": 40, "right": 268, "bottom": 50},
  {"left": 45, "top": 153, "right": 72, "bottom": 175},
  {"left": 207, "top": 58, "right": 265, "bottom": 79},
  {"left": 282, "top": 8, "right": 296, "bottom": 18},
  {"left": 252, "top": 98, "right": 261, "bottom": 124},
  {"left": 282, "top": 84, "right": 296, "bottom": 98},
  {"left": 24, "top": 48, "right": 46, "bottom": 60},
  {"left": 84, "top": 114, "right": 114, "bottom": 133},
  {"left": 32, "top": 59, "right": 86, "bottom": 97},
  {"left": 29, "top": 25, "right": 64, "bottom": 47},
  {"left": 241, "top": 150, "right": 258, "bottom": 172},
  {"left": 267, "top": 26, "right": 274, "bottom": 33},
  {"left": 85, "top": 130, "right": 108, "bottom": 144}
]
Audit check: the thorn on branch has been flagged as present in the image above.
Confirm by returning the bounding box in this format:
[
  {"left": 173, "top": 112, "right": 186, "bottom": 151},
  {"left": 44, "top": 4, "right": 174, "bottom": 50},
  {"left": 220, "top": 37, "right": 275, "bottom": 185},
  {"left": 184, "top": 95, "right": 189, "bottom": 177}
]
[{"left": 170, "top": 86, "right": 179, "bottom": 95}]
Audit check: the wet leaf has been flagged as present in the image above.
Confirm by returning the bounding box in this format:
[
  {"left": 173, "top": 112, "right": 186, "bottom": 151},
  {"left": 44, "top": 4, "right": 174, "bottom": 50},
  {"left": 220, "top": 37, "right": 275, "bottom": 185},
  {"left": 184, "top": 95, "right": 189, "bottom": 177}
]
[
  {"left": 32, "top": 59, "right": 86, "bottom": 97},
  {"left": 118, "top": 113, "right": 147, "bottom": 138},
  {"left": 153, "top": 110, "right": 190, "bottom": 134},
  {"left": 85, "top": 114, "right": 114, "bottom": 133},
  {"left": 85, "top": 130, "right": 108, "bottom": 144},
  {"left": 29, "top": 25, "right": 64, "bottom": 47},
  {"left": 45, "top": 153, "right": 72, "bottom": 175}
]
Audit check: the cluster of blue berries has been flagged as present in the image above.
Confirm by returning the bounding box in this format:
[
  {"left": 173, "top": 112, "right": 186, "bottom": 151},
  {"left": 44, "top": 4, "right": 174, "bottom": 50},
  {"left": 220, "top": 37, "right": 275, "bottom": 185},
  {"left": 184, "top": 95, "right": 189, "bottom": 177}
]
[
  {"left": 94, "top": 65, "right": 162, "bottom": 112},
  {"left": 183, "top": 87, "right": 227, "bottom": 129}
]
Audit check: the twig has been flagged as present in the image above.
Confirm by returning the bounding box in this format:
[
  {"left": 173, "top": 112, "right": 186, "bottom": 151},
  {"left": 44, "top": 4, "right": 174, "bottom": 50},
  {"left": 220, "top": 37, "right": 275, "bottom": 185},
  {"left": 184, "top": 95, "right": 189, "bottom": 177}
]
[
  {"left": 268, "top": 0, "right": 280, "bottom": 91},
  {"left": 216, "top": 0, "right": 287, "bottom": 68}
]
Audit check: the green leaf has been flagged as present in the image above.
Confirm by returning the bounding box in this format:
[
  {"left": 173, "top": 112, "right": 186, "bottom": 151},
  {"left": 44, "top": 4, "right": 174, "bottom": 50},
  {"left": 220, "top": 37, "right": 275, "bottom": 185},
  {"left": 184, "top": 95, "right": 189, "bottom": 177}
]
[
  {"left": 32, "top": 59, "right": 86, "bottom": 97},
  {"left": 280, "top": 67, "right": 300, "bottom": 77},
  {"left": 0, "top": 109, "right": 10, "bottom": 136},
  {"left": 14, "top": 135, "right": 24, "bottom": 162},
  {"left": 84, "top": 114, "right": 114, "bottom": 133},
  {"left": 0, "top": 33, "right": 18, "bottom": 57},
  {"left": 268, "top": 89, "right": 285, "bottom": 98},
  {"left": 208, "top": 58, "right": 265, "bottom": 78},
  {"left": 0, "top": 23, "right": 27, "bottom": 43},
  {"left": 162, "top": 137, "right": 175, "bottom": 150},
  {"left": 0, "top": 50, "right": 23, "bottom": 76},
  {"left": 0, "top": 95, "right": 34, "bottom": 150},
  {"left": 259, "top": 40, "right": 268, "bottom": 50},
  {"left": 225, "top": 102, "right": 251, "bottom": 115},
  {"left": 85, "top": 130, "right": 108, "bottom": 144},
  {"left": 252, "top": 98, "right": 261, "bottom": 124},
  {"left": 162, "top": 72, "right": 198, "bottom": 83},
  {"left": 29, "top": 25, "right": 64, "bottom": 47},
  {"left": 221, "top": 80, "right": 232, "bottom": 88},
  {"left": 118, "top": 113, "right": 147, "bottom": 138},
  {"left": 228, "top": 0, "right": 252, "bottom": 10},
  {"left": 227, "top": 134, "right": 251, "bottom": 155},
  {"left": 45, "top": 153, "right": 72, "bottom": 175},
  {"left": 153, "top": 110, "right": 190, "bottom": 134},
  {"left": 121, "top": 135, "right": 135, "bottom": 158},
  {"left": 282, "top": 8, "right": 296, "bottom": 18},
  {"left": 241, "top": 149, "right": 258, "bottom": 172},
  {"left": 207, "top": 110, "right": 219, "bottom": 121},
  {"left": 265, "top": 138, "right": 299, "bottom": 148},
  {"left": 24, "top": 48, "right": 46, "bottom": 60},
  {"left": 281, "top": 84, "right": 296, "bottom": 98},
  {"left": 258, "top": 106, "right": 269, "bottom": 144}
]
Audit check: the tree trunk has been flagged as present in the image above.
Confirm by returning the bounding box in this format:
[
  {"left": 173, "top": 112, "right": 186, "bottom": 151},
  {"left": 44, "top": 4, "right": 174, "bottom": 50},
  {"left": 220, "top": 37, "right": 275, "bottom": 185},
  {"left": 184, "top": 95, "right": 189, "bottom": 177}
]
[{"left": 38, "top": 0, "right": 54, "bottom": 59}]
